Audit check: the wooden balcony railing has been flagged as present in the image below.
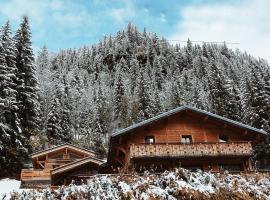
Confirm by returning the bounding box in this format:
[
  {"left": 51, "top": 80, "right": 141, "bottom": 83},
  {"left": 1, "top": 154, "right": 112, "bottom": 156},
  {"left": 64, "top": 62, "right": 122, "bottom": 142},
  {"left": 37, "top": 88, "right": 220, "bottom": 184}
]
[
  {"left": 130, "top": 142, "right": 252, "bottom": 159},
  {"left": 21, "top": 169, "right": 51, "bottom": 181}
]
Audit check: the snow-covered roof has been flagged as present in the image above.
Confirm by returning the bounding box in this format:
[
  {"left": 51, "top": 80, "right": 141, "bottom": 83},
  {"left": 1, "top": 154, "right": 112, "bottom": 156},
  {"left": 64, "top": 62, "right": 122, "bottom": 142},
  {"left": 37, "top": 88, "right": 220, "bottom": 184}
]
[
  {"left": 112, "top": 105, "right": 268, "bottom": 138},
  {"left": 31, "top": 143, "right": 96, "bottom": 158}
]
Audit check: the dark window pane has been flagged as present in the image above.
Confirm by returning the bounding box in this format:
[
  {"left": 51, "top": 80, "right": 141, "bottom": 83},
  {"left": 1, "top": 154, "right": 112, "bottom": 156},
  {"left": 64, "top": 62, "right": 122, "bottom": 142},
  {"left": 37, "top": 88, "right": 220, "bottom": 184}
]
[
  {"left": 219, "top": 135, "right": 228, "bottom": 142},
  {"left": 145, "top": 136, "right": 155, "bottom": 144}
]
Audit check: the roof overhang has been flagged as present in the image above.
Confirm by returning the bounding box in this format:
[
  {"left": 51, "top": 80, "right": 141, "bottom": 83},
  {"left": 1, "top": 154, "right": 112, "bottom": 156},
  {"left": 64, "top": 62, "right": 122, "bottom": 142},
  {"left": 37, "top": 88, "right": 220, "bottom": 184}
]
[
  {"left": 32, "top": 143, "right": 95, "bottom": 159},
  {"left": 111, "top": 105, "right": 268, "bottom": 138},
  {"left": 51, "top": 156, "right": 105, "bottom": 176}
]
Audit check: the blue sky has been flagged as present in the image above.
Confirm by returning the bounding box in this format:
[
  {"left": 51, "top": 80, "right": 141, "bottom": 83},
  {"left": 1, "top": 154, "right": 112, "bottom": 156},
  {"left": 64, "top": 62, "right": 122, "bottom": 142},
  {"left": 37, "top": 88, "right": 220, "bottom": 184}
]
[{"left": 0, "top": 0, "right": 269, "bottom": 61}]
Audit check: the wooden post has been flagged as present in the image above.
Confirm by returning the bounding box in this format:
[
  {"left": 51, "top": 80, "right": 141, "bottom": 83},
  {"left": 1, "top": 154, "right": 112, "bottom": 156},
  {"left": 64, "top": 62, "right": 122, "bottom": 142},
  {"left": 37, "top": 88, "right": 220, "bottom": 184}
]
[
  {"left": 247, "top": 158, "right": 253, "bottom": 171},
  {"left": 123, "top": 145, "right": 131, "bottom": 173}
]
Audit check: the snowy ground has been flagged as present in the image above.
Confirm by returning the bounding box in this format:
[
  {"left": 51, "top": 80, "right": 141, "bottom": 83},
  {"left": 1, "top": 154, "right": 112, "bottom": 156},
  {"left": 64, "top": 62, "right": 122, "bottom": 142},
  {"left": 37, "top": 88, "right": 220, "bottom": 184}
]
[
  {"left": 2, "top": 169, "right": 270, "bottom": 200},
  {"left": 0, "top": 179, "right": 21, "bottom": 199}
]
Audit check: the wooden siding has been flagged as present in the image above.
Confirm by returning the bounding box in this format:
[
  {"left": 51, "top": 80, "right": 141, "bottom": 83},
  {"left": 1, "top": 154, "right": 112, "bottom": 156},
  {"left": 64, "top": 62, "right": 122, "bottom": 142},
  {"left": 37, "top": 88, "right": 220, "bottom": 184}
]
[
  {"left": 21, "top": 145, "right": 97, "bottom": 184},
  {"left": 130, "top": 142, "right": 252, "bottom": 158},
  {"left": 21, "top": 169, "right": 50, "bottom": 181},
  {"left": 126, "top": 112, "right": 254, "bottom": 145},
  {"left": 108, "top": 111, "right": 262, "bottom": 172}
]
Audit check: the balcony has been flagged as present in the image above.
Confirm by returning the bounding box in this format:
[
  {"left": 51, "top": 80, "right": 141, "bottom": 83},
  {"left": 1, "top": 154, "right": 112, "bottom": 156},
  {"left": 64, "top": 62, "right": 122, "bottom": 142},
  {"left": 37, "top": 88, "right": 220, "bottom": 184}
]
[
  {"left": 21, "top": 169, "right": 51, "bottom": 181},
  {"left": 129, "top": 142, "right": 252, "bottom": 159}
]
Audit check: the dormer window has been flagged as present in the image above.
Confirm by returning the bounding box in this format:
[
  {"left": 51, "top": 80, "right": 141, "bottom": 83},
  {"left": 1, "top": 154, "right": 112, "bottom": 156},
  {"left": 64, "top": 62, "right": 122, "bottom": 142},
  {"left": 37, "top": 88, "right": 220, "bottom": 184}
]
[
  {"left": 219, "top": 135, "right": 228, "bottom": 143},
  {"left": 181, "top": 135, "right": 192, "bottom": 143},
  {"left": 145, "top": 136, "right": 155, "bottom": 144}
]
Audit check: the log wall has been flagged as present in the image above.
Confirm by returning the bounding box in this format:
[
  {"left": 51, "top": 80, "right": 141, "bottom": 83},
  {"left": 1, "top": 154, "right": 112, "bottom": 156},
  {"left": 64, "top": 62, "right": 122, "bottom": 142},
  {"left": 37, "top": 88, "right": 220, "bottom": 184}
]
[
  {"left": 109, "top": 111, "right": 260, "bottom": 172},
  {"left": 127, "top": 112, "right": 253, "bottom": 145}
]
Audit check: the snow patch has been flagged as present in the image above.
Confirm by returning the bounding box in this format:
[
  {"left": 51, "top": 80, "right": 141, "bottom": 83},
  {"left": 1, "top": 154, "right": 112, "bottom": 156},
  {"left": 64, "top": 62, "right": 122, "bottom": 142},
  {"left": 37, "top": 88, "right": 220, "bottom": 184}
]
[{"left": 0, "top": 179, "right": 21, "bottom": 199}]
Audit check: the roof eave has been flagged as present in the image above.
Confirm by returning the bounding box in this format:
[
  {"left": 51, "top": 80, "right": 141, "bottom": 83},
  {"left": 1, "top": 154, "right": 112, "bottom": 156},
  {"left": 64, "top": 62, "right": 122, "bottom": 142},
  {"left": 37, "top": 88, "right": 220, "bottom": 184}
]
[
  {"left": 31, "top": 143, "right": 95, "bottom": 158},
  {"left": 111, "top": 105, "right": 268, "bottom": 138}
]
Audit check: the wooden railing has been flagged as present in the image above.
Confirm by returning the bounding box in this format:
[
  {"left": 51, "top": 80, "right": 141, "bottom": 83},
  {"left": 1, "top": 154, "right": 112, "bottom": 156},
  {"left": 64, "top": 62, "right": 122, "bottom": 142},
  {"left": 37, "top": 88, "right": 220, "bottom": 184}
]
[
  {"left": 130, "top": 142, "right": 252, "bottom": 158},
  {"left": 21, "top": 169, "right": 51, "bottom": 180},
  {"left": 46, "top": 158, "right": 76, "bottom": 164}
]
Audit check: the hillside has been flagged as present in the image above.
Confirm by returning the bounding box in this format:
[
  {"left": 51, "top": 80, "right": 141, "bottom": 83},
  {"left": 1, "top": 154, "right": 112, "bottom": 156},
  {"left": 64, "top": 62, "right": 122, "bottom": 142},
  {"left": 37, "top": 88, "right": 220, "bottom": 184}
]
[
  {"left": 5, "top": 169, "right": 270, "bottom": 200},
  {"left": 1, "top": 19, "right": 270, "bottom": 176},
  {"left": 36, "top": 23, "right": 270, "bottom": 166}
]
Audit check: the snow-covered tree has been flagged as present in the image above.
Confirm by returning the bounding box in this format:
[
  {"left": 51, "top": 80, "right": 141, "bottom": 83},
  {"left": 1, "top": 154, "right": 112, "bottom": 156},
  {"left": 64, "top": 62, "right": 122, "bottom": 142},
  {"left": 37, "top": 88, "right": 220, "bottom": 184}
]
[
  {"left": 0, "top": 23, "right": 27, "bottom": 175},
  {"left": 14, "top": 16, "right": 40, "bottom": 138}
]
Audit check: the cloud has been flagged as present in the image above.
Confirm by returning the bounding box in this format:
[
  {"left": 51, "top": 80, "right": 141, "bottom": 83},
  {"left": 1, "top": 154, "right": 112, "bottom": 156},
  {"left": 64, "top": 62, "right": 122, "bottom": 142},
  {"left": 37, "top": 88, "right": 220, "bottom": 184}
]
[
  {"left": 0, "top": 0, "right": 47, "bottom": 24},
  {"left": 143, "top": 8, "right": 149, "bottom": 13},
  {"left": 170, "top": 0, "right": 270, "bottom": 62},
  {"left": 109, "top": 0, "right": 134, "bottom": 23},
  {"left": 160, "top": 13, "right": 166, "bottom": 22},
  {"left": 0, "top": 0, "right": 99, "bottom": 47}
]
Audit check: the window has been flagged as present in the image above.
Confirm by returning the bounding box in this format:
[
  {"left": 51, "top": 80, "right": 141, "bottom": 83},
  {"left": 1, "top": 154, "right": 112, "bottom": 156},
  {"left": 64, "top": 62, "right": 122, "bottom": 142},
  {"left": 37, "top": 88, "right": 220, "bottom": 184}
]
[
  {"left": 219, "top": 135, "right": 228, "bottom": 143},
  {"left": 181, "top": 135, "right": 192, "bottom": 143},
  {"left": 145, "top": 136, "right": 155, "bottom": 144}
]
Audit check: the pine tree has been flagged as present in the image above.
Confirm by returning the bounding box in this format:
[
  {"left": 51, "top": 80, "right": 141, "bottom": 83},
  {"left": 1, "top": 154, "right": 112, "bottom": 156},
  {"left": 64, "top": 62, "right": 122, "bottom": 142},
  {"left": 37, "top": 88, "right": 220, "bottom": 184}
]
[
  {"left": 184, "top": 39, "right": 193, "bottom": 69},
  {"left": 0, "top": 27, "right": 27, "bottom": 175},
  {"left": 152, "top": 55, "right": 163, "bottom": 89},
  {"left": 47, "top": 85, "right": 72, "bottom": 143},
  {"left": 244, "top": 67, "right": 270, "bottom": 129},
  {"left": 113, "top": 67, "right": 128, "bottom": 128},
  {"left": 92, "top": 85, "right": 107, "bottom": 157},
  {"left": 14, "top": 16, "right": 40, "bottom": 139},
  {"left": 207, "top": 58, "right": 234, "bottom": 117},
  {"left": 36, "top": 46, "right": 52, "bottom": 134}
]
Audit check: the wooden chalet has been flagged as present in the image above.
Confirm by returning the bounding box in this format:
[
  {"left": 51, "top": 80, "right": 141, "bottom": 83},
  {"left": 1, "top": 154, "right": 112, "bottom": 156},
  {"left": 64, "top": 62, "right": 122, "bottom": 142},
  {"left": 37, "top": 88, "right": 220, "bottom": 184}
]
[
  {"left": 20, "top": 143, "right": 104, "bottom": 188},
  {"left": 107, "top": 105, "right": 267, "bottom": 173}
]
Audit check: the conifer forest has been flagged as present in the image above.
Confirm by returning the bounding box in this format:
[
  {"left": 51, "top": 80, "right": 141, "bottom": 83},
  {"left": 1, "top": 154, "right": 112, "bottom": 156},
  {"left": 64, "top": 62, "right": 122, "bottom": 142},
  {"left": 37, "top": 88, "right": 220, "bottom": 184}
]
[{"left": 0, "top": 18, "right": 270, "bottom": 175}]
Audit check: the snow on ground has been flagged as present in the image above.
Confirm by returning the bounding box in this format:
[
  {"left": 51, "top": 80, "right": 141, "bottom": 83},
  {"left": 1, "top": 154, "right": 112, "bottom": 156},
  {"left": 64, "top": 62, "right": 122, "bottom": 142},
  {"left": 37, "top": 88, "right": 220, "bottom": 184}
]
[
  {"left": 2, "top": 169, "right": 270, "bottom": 200},
  {"left": 0, "top": 179, "right": 21, "bottom": 199}
]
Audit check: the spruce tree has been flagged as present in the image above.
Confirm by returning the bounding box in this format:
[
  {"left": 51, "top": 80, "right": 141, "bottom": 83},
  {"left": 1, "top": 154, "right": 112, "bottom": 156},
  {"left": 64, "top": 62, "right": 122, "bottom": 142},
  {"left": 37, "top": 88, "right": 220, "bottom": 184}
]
[
  {"left": 0, "top": 28, "right": 27, "bottom": 175},
  {"left": 36, "top": 46, "right": 51, "bottom": 133},
  {"left": 244, "top": 68, "right": 270, "bottom": 131},
  {"left": 14, "top": 16, "right": 39, "bottom": 139},
  {"left": 113, "top": 67, "right": 128, "bottom": 128}
]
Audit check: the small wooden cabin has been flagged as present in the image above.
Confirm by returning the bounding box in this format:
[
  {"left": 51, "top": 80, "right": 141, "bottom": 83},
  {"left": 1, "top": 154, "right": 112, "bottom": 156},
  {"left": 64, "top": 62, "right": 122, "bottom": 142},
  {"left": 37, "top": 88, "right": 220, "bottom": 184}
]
[
  {"left": 107, "top": 105, "right": 267, "bottom": 173},
  {"left": 21, "top": 143, "right": 104, "bottom": 188}
]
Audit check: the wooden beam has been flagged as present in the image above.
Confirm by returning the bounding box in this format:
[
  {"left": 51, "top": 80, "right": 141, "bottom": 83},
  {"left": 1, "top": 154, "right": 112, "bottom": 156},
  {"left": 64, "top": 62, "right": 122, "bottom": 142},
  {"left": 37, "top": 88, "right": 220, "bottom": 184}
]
[
  {"left": 38, "top": 161, "right": 45, "bottom": 169},
  {"left": 243, "top": 130, "right": 248, "bottom": 135},
  {"left": 223, "top": 124, "right": 228, "bottom": 128},
  {"left": 116, "top": 146, "right": 126, "bottom": 155}
]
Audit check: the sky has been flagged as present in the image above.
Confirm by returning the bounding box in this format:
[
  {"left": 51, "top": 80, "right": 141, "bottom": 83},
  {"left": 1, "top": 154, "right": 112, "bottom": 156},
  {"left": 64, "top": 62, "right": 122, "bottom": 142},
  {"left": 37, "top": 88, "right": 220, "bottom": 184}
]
[{"left": 0, "top": 0, "right": 269, "bottom": 62}]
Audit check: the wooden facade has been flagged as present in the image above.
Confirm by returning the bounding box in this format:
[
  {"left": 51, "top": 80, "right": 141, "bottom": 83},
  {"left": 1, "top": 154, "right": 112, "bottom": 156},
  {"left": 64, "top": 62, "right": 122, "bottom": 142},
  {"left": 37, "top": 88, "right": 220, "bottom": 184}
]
[
  {"left": 107, "top": 106, "right": 267, "bottom": 173},
  {"left": 20, "top": 106, "right": 268, "bottom": 187},
  {"left": 20, "top": 144, "right": 104, "bottom": 188}
]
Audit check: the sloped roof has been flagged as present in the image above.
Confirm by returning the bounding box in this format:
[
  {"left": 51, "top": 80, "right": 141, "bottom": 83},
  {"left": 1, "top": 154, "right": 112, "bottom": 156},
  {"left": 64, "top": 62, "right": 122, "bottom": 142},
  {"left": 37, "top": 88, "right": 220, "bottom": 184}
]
[
  {"left": 51, "top": 156, "right": 105, "bottom": 175},
  {"left": 112, "top": 105, "right": 267, "bottom": 138},
  {"left": 32, "top": 143, "right": 95, "bottom": 158}
]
